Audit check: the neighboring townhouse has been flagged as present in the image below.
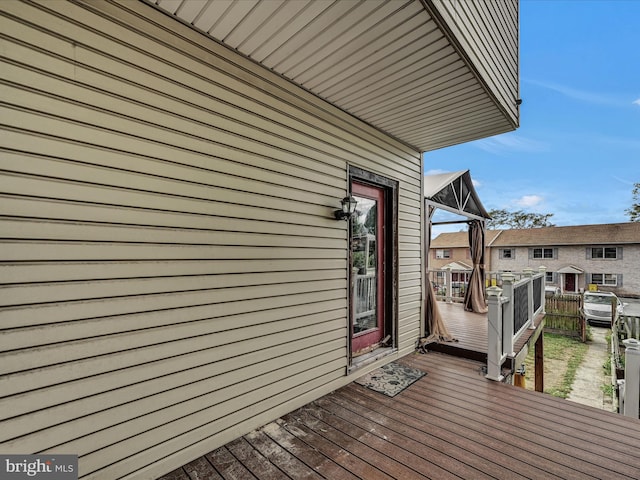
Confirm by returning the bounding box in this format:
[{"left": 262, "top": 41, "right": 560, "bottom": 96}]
[
  {"left": 430, "top": 229, "right": 502, "bottom": 271},
  {"left": 490, "top": 223, "right": 640, "bottom": 296},
  {"left": 431, "top": 223, "right": 640, "bottom": 297},
  {"left": 0, "top": 1, "right": 519, "bottom": 478}
]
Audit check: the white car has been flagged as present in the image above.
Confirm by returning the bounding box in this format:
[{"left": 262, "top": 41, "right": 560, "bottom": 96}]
[
  {"left": 545, "top": 285, "right": 561, "bottom": 296},
  {"left": 582, "top": 291, "right": 624, "bottom": 327}
]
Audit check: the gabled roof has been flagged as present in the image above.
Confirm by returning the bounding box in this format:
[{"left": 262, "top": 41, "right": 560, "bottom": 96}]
[
  {"left": 424, "top": 170, "right": 490, "bottom": 220},
  {"left": 149, "top": 0, "right": 518, "bottom": 152},
  {"left": 557, "top": 265, "right": 584, "bottom": 274},
  {"left": 440, "top": 260, "right": 473, "bottom": 270},
  {"left": 489, "top": 223, "right": 640, "bottom": 247}
]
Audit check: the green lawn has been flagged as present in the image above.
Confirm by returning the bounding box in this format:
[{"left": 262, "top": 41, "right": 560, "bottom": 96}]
[{"left": 524, "top": 333, "right": 588, "bottom": 398}]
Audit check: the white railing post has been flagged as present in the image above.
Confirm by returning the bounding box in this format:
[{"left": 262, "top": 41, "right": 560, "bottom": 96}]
[
  {"left": 523, "top": 268, "right": 535, "bottom": 329},
  {"left": 444, "top": 266, "right": 453, "bottom": 303},
  {"left": 539, "top": 266, "right": 547, "bottom": 314},
  {"left": 622, "top": 338, "right": 640, "bottom": 418},
  {"left": 486, "top": 286, "right": 504, "bottom": 381},
  {"left": 501, "top": 273, "right": 515, "bottom": 356}
]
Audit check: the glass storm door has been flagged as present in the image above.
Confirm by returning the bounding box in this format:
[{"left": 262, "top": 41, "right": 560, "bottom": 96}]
[{"left": 351, "top": 182, "right": 385, "bottom": 355}]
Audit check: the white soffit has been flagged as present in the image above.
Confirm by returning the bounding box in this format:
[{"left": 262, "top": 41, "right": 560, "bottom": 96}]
[{"left": 149, "top": 0, "right": 515, "bottom": 152}]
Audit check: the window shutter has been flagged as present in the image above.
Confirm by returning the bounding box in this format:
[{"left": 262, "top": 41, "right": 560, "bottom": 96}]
[
  {"left": 586, "top": 247, "right": 591, "bottom": 259},
  {"left": 617, "top": 274, "right": 623, "bottom": 287},
  {"left": 528, "top": 248, "right": 533, "bottom": 259},
  {"left": 552, "top": 272, "right": 558, "bottom": 283},
  {"left": 586, "top": 272, "right": 591, "bottom": 284},
  {"left": 553, "top": 247, "right": 558, "bottom": 259},
  {"left": 617, "top": 247, "right": 623, "bottom": 260}
]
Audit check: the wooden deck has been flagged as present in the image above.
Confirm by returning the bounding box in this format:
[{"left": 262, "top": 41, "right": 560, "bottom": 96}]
[
  {"left": 159, "top": 351, "right": 640, "bottom": 480},
  {"left": 426, "top": 302, "right": 488, "bottom": 361},
  {"left": 425, "top": 302, "right": 544, "bottom": 369}
]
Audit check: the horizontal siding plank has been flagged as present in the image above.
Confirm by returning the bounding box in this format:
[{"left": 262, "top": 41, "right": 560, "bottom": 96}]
[
  {"left": 0, "top": 138, "right": 339, "bottom": 216},
  {"left": 1, "top": 314, "right": 346, "bottom": 397},
  {"left": 0, "top": 196, "right": 346, "bottom": 240},
  {"left": 0, "top": 219, "right": 344, "bottom": 250},
  {"left": 0, "top": 259, "right": 345, "bottom": 285},
  {"left": 55, "top": 353, "right": 345, "bottom": 459},
  {"left": 1, "top": 283, "right": 345, "bottom": 374},
  {"left": 5, "top": 341, "right": 346, "bottom": 454},
  {"left": 0, "top": 242, "right": 345, "bottom": 261},
  {"left": 1, "top": 298, "right": 346, "bottom": 350},
  {"left": 0, "top": 168, "right": 342, "bottom": 228},
  {"left": 2, "top": 333, "right": 345, "bottom": 443},
  {"left": 0, "top": 318, "right": 347, "bottom": 422},
  {"left": 77, "top": 361, "right": 345, "bottom": 479},
  {"left": 0, "top": 288, "right": 344, "bottom": 330},
  {"left": 0, "top": 269, "right": 344, "bottom": 308}
]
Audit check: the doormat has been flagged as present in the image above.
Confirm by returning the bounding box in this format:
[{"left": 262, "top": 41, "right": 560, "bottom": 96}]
[{"left": 355, "top": 362, "right": 426, "bottom": 397}]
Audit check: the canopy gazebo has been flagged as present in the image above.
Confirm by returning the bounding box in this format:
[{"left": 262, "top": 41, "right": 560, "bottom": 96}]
[{"left": 423, "top": 170, "right": 491, "bottom": 343}]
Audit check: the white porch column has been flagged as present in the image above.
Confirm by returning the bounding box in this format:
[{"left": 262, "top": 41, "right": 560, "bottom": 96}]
[
  {"left": 444, "top": 266, "right": 453, "bottom": 303},
  {"left": 501, "top": 273, "right": 515, "bottom": 356},
  {"left": 486, "top": 286, "right": 505, "bottom": 382},
  {"left": 539, "top": 266, "right": 547, "bottom": 315},
  {"left": 523, "top": 268, "right": 535, "bottom": 330}
]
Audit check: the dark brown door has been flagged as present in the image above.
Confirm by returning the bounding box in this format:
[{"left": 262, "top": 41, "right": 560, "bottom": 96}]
[
  {"left": 564, "top": 273, "right": 575, "bottom": 292},
  {"left": 351, "top": 182, "right": 385, "bottom": 355}
]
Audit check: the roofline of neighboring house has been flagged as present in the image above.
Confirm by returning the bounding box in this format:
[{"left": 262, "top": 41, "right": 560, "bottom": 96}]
[{"left": 486, "top": 229, "right": 503, "bottom": 247}]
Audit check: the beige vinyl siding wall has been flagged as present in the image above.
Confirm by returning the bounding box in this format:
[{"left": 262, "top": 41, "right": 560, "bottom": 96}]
[
  {"left": 429, "top": 0, "right": 519, "bottom": 125},
  {"left": 0, "top": 1, "right": 423, "bottom": 479}
]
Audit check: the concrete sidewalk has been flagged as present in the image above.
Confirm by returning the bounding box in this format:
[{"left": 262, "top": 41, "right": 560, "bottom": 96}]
[{"left": 566, "top": 326, "right": 614, "bottom": 411}]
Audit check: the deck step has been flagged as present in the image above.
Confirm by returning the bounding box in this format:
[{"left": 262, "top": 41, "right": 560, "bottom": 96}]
[{"left": 422, "top": 341, "right": 487, "bottom": 363}]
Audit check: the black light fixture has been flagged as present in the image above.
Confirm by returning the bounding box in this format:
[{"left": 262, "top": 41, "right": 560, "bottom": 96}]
[{"left": 334, "top": 195, "right": 358, "bottom": 220}]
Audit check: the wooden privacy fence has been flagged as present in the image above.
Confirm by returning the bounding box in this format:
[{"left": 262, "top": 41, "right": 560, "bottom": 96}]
[{"left": 544, "top": 294, "right": 586, "bottom": 341}]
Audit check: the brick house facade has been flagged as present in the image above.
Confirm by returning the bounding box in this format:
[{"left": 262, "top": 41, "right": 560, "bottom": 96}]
[{"left": 430, "top": 223, "right": 640, "bottom": 297}]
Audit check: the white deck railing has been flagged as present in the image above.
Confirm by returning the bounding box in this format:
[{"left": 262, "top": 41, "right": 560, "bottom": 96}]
[
  {"left": 615, "top": 314, "right": 640, "bottom": 418},
  {"left": 428, "top": 268, "right": 534, "bottom": 303},
  {"left": 354, "top": 273, "right": 376, "bottom": 322},
  {"left": 485, "top": 268, "right": 546, "bottom": 381}
]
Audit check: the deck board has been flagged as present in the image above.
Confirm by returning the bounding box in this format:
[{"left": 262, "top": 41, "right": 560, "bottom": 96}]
[
  {"left": 158, "top": 352, "right": 640, "bottom": 480},
  {"left": 426, "top": 302, "right": 488, "bottom": 360}
]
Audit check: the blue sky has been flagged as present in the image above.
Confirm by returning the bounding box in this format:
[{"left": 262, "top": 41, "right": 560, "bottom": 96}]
[{"left": 426, "top": 0, "right": 640, "bottom": 236}]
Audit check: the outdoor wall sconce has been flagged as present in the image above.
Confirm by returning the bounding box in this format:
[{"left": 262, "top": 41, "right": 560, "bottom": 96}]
[{"left": 334, "top": 195, "right": 358, "bottom": 220}]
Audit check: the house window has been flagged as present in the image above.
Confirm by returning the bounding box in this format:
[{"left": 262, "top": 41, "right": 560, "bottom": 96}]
[
  {"left": 532, "top": 247, "right": 554, "bottom": 259},
  {"left": 435, "top": 249, "right": 451, "bottom": 259},
  {"left": 591, "top": 273, "right": 618, "bottom": 286},
  {"left": 500, "top": 248, "right": 514, "bottom": 259},
  {"left": 590, "top": 246, "right": 619, "bottom": 259},
  {"left": 546, "top": 272, "right": 554, "bottom": 283}
]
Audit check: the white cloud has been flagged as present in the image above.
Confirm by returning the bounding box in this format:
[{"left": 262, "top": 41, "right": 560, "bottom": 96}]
[
  {"left": 515, "top": 195, "right": 544, "bottom": 208},
  {"left": 424, "top": 169, "right": 449, "bottom": 176},
  {"left": 474, "top": 133, "right": 547, "bottom": 154},
  {"left": 633, "top": 98, "right": 640, "bottom": 106},
  {"left": 524, "top": 78, "right": 626, "bottom": 107}
]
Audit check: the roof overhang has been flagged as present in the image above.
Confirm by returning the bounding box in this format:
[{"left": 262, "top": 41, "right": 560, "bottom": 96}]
[
  {"left": 148, "top": 0, "right": 518, "bottom": 152},
  {"left": 557, "top": 265, "right": 584, "bottom": 275},
  {"left": 440, "top": 261, "right": 473, "bottom": 271}
]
